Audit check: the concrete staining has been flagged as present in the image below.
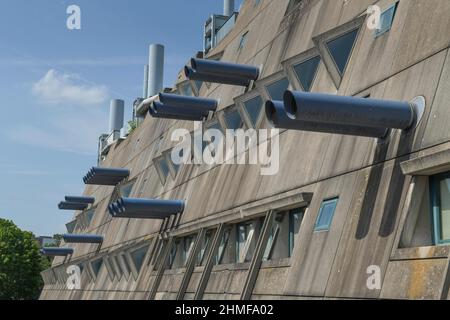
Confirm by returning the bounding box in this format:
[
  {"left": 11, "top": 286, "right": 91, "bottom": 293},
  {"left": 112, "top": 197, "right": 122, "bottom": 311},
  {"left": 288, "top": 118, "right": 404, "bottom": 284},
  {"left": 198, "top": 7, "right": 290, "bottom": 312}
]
[{"left": 40, "top": 0, "right": 450, "bottom": 300}]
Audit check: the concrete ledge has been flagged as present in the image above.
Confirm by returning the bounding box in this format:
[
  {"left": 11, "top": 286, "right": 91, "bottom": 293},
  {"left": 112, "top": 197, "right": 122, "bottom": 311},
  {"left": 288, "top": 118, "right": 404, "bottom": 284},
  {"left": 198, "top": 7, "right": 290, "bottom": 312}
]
[
  {"left": 392, "top": 246, "right": 450, "bottom": 261},
  {"left": 401, "top": 149, "right": 450, "bottom": 176}
]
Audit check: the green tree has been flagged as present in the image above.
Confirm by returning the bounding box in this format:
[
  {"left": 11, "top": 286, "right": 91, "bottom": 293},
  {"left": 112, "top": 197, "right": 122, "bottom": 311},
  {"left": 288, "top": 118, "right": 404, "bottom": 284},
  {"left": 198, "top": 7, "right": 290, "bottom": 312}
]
[{"left": 0, "top": 219, "right": 49, "bottom": 300}]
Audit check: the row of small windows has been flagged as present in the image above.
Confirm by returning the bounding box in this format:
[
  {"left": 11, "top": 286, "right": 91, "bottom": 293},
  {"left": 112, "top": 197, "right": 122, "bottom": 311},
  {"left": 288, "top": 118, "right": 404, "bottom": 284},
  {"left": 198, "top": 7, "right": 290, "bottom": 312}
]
[
  {"left": 46, "top": 196, "right": 339, "bottom": 286},
  {"left": 148, "top": 4, "right": 400, "bottom": 186}
]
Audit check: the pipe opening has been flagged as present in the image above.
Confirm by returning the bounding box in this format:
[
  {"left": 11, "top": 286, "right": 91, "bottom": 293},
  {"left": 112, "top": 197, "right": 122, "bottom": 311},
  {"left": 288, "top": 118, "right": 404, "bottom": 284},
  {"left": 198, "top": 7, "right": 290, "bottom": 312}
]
[
  {"left": 283, "top": 90, "right": 297, "bottom": 119},
  {"left": 264, "top": 100, "right": 277, "bottom": 127}
]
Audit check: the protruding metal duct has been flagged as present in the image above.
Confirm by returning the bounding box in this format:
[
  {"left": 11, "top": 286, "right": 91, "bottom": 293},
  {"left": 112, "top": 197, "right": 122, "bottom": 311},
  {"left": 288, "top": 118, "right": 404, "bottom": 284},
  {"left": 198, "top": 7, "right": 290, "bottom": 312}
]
[
  {"left": 224, "top": 0, "right": 235, "bottom": 16},
  {"left": 159, "top": 93, "right": 218, "bottom": 112},
  {"left": 58, "top": 202, "right": 89, "bottom": 211},
  {"left": 109, "top": 99, "right": 125, "bottom": 140},
  {"left": 148, "top": 44, "right": 164, "bottom": 97},
  {"left": 148, "top": 102, "right": 206, "bottom": 121},
  {"left": 108, "top": 197, "right": 185, "bottom": 219},
  {"left": 62, "top": 234, "right": 104, "bottom": 244},
  {"left": 83, "top": 167, "right": 130, "bottom": 186},
  {"left": 265, "top": 100, "right": 388, "bottom": 138},
  {"left": 40, "top": 248, "right": 74, "bottom": 257},
  {"left": 185, "top": 66, "right": 250, "bottom": 86},
  {"left": 64, "top": 196, "right": 95, "bottom": 204},
  {"left": 284, "top": 91, "right": 416, "bottom": 130},
  {"left": 185, "top": 58, "right": 259, "bottom": 87},
  {"left": 143, "top": 64, "right": 149, "bottom": 98}
]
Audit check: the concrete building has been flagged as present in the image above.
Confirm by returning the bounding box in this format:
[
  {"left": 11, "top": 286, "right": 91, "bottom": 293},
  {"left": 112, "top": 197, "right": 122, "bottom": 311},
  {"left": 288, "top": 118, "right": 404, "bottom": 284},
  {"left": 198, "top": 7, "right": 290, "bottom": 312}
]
[{"left": 40, "top": 0, "right": 450, "bottom": 300}]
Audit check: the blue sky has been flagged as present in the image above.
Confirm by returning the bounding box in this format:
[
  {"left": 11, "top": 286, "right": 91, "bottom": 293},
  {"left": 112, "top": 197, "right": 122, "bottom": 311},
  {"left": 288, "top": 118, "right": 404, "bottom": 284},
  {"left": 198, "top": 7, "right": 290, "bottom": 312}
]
[{"left": 0, "top": 0, "right": 243, "bottom": 236}]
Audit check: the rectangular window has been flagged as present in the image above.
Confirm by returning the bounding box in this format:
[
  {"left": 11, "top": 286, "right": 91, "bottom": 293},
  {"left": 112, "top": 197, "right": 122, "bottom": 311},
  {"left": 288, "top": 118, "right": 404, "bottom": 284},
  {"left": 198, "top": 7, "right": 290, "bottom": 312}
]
[
  {"left": 375, "top": 2, "right": 399, "bottom": 37},
  {"left": 263, "top": 220, "right": 280, "bottom": 261},
  {"left": 182, "top": 235, "right": 196, "bottom": 267},
  {"left": 238, "top": 31, "right": 249, "bottom": 50},
  {"left": 314, "top": 198, "right": 339, "bottom": 232},
  {"left": 430, "top": 173, "right": 450, "bottom": 245},
  {"left": 236, "top": 222, "right": 255, "bottom": 263},
  {"left": 216, "top": 228, "right": 231, "bottom": 265},
  {"left": 243, "top": 95, "right": 264, "bottom": 127},
  {"left": 265, "top": 78, "right": 290, "bottom": 101},
  {"left": 168, "top": 240, "right": 179, "bottom": 269},
  {"left": 197, "top": 230, "right": 213, "bottom": 266},
  {"left": 289, "top": 208, "right": 305, "bottom": 256}
]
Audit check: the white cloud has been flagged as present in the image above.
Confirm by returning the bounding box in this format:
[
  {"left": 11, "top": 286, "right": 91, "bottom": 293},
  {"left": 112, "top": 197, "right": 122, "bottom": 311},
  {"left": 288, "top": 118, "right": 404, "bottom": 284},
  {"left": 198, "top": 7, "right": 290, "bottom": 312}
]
[
  {"left": 32, "top": 69, "right": 109, "bottom": 106},
  {"left": 6, "top": 109, "right": 108, "bottom": 155}
]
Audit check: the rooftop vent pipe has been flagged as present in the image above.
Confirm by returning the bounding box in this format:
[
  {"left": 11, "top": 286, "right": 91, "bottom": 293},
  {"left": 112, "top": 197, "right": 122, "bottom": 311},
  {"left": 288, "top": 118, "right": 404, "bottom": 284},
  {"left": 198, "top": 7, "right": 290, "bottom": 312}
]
[
  {"left": 159, "top": 93, "right": 218, "bottom": 112},
  {"left": 58, "top": 202, "right": 89, "bottom": 211},
  {"left": 83, "top": 167, "right": 130, "bottom": 186},
  {"left": 148, "top": 44, "right": 164, "bottom": 97},
  {"left": 185, "top": 58, "right": 260, "bottom": 87},
  {"left": 143, "top": 64, "right": 149, "bottom": 98},
  {"left": 265, "top": 100, "right": 389, "bottom": 138},
  {"left": 148, "top": 102, "right": 206, "bottom": 121},
  {"left": 224, "top": 0, "right": 235, "bottom": 16},
  {"left": 64, "top": 196, "right": 95, "bottom": 204},
  {"left": 108, "top": 197, "right": 185, "bottom": 219},
  {"left": 62, "top": 234, "right": 104, "bottom": 244},
  {"left": 284, "top": 91, "right": 423, "bottom": 130},
  {"left": 40, "top": 247, "right": 74, "bottom": 257},
  {"left": 109, "top": 99, "right": 125, "bottom": 140}
]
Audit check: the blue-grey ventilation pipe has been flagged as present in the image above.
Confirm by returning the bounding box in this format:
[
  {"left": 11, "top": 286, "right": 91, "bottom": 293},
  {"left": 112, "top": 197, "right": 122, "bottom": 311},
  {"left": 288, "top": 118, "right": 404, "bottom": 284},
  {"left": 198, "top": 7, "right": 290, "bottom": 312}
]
[
  {"left": 65, "top": 196, "right": 95, "bottom": 204},
  {"left": 149, "top": 106, "right": 205, "bottom": 121},
  {"left": 224, "top": 0, "right": 235, "bottom": 16},
  {"left": 62, "top": 234, "right": 104, "bottom": 244},
  {"left": 109, "top": 99, "right": 125, "bottom": 135},
  {"left": 58, "top": 202, "right": 89, "bottom": 211},
  {"left": 148, "top": 44, "right": 164, "bottom": 97},
  {"left": 40, "top": 248, "right": 74, "bottom": 257},
  {"left": 159, "top": 93, "right": 218, "bottom": 112},
  {"left": 284, "top": 91, "right": 415, "bottom": 130},
  {"left": 143, "top": 64, "right": 149, "bottom": 98},
  {"left": 190, "top": 58, "right": 259, "bottom": 82},
  {"left": 265, "top": 101, "right": 388, "bottom": 138},
  {"left": 185, "top": 66, "right": 250, "bottom": 87},
  {"left": 83, "top": 167, "right": 130, "bottom": 185},
  {"left": 153, "top": 101, "right": 209, "bottom": 118},
  {"left": 108, "top": 197, "right": 184, "bottom": 219}
]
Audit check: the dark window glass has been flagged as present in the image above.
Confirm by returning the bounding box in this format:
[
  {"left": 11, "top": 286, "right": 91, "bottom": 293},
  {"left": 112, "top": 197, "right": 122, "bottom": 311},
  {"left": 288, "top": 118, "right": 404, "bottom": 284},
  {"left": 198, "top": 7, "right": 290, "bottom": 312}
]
[
  {"left": 430, "top": 173, "right": 450, "bottom": 244},
  {"left": 91, "top": 258, "right": 103, "bottom": 276},
  {"left": 266, "top": 78, "right": 290, "bottom": 101},
  {"left": 131, "top": 245, "right": 149, "bottom": 272},
  {"left": 224, "top": 109, "right": 243, "bottom": 130},
  {"left": 293, "top": 55, "right": 321, "bottom": 91},
  {"left": 314, "top": 198, "right": 339, "bottom": 231},
  {"left": 326, "top": 29, "right": 359, "bottom": 75},
  {"left": 289, "top": 208, "right": 305, "bottom": 257},
  {"left": 375, "top": 2, "right": 399, "bottom": 37},
  {"left": 243, "top": 96, "right": 263, "bottom": 127}
]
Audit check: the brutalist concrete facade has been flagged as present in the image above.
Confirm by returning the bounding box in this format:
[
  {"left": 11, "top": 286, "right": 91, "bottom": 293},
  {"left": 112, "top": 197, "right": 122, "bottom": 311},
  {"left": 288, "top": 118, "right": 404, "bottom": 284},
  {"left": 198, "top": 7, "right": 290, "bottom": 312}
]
[{"left": 40, "top": 0, "right": 450, "bottom": 300}]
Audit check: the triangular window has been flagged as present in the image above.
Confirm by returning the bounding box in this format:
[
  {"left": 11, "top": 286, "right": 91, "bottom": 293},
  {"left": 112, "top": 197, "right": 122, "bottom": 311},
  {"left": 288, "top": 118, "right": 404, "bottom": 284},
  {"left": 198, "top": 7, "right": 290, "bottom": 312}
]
[
  {"left": 326, "top": 29, "right": 359, "bottom": 75},
  {"left": 293, "top": 56, "right": 321, "bottom": 91}
]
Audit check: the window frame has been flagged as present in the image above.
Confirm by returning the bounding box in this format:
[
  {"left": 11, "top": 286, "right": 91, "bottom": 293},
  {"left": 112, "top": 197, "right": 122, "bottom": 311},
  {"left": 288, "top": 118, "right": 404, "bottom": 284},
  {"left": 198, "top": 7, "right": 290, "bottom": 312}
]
[
  {"left": 153, "top": 154, "right": 171, "bottom": 185},
  {"left": 218, "top": 104, "right": 247, "bottom": 131},
  {"left": 255, "top": 70, "right": 292, "bottom": 102},
  {"left": 88, "top": 256, "right": 104, "bottom": 281},
  {"left": 282, "top": 47, "right": 321, "bottom": 92},
  {"left": 235, "top": 90, "right": 266, "bottom": 129},
  {"left": 236, "top": 221, "right": 255, "bottom": 263},
  {"left": 375, "top": 2, "right": 399, "bottom": 38},
  {"left": 312, "top": 15, "right": 365, "bottom": 88},
  {"left": 176, "top": 80, "right": 195, "bottom": 97},
  {"left": 104, "top": 256, "right": 116, "bottom": 281},
  {"left": 288, "top": 207, "right": 306, "bottom": 257},
  {"left": 125, "top": 241, "right": 152, "bottom": 279},
  {"left": 430, "top": 172, "right": 450, "bottom": 245},
  {"left": 314, "top": 198, "right": 339, "bottom": 232},
  {"left": 238, "top": 31, "right": 249, "bottom": 51}
]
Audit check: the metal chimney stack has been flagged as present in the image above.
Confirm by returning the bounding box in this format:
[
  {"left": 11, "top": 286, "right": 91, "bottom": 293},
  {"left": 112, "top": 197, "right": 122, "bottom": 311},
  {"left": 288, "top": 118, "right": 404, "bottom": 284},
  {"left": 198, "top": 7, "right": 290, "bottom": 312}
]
[
  {"left": 143, "top": 64, "right": 149, "bottom": 98},
  {"left": 109, "top": 99, "right": 124, "bottom": 141},
  {"left": 223, "top": 0, "right": 235, "bottom": 16},
  {"left": 148, "top": 44, "right": 164, "bottom": 97}
]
